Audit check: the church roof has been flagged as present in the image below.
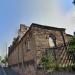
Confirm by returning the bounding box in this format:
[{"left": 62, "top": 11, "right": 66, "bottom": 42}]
[{"left": 31, "top": 23, "right": 65, "bottom": 31}]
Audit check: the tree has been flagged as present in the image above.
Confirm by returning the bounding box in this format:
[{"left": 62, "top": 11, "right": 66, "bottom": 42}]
[
  {"left": 41, "top": 50, "right": 56, "bottom": 73},
  {"left": 69, "top": 36, "right": 75, "bottom": 50},
  {"left": 68, "top": 35, "right": 75, "bottom": 70},
  {"left": 73, "top": 0, "right": 75, "bottom": 5},
  {"left": 0, "top": 56, "right": 2, "bottom": 63},
  {"left": 1, "top": 55, "right": 8, "bottom": 67}
]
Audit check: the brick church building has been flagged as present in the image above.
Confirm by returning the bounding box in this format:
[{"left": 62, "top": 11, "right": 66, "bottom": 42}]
[{"left": 8, "top": 23, "right": 73, "bottom": 75}]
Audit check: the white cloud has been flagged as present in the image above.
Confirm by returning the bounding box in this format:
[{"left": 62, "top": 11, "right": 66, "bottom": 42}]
[
  {"left": 64, "top": 7, "right": 75, "bottom": 35},
  {"left": 20, "top": 0, "right": 75, "bottom": 35},
  {"left": 30, "top": 0, "right": 66, "bottom": 26}
]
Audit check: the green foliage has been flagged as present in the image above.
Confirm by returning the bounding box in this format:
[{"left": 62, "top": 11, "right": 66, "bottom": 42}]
[
  {"left": 1, "top": 59, "right": 6, "bottom": 64},
  {"left": 12, "top": 37, "right": 18, "bottom": 45},
  {"left": 68, "top": 35, "right": 75, "bottom": 71},
  {"left": 41, "top": 50, "right": 56, "bottom": 72},
  {"left": 73, "top": 0, "right": 75, "bottom": 5},
  {"left": 0, "top": 56, "right": 1, "bottom": 60},
  {"left": 69, "top": 36, "right": 75, "bottom": 49},
  {"left": 0, "top": 55, "right": 8, "bottom": 67},
  {"left": 0, "top": 56, "right": 2, "bottom": 63},
  {"left": 0, "top": 55, "right": 8, "bottom": 66}
]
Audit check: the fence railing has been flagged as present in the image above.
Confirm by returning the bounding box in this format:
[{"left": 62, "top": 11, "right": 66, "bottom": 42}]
[{"left": 45, "top": 44, "right": 74, "bottom": 68}]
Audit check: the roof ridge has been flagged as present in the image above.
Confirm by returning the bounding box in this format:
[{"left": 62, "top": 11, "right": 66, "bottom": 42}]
[{"left": 31, "top": 23, "right": 65, "bottom": 31}]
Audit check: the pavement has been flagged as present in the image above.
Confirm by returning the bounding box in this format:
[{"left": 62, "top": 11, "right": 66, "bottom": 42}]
[
  {"left": 0, "top": 66, "right": 20, "bottom": 75},
  {"left": 4, "top": 67, "right": 20, "bottom": 75},
  {"left": 0, "top": 66, "right": 6, "bottom": 75},
  {"left": 1, "top": 66, "right": 75, "bottom": 75}
]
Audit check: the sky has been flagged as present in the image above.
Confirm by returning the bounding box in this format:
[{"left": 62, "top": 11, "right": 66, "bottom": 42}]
[{"left": 0, "top": 0, "right": 75, "bottom": 56}]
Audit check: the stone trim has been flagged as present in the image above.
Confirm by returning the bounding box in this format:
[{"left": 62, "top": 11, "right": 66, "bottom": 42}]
[{"left": 31, "top": 23, "right": 65, "bottom": 31}]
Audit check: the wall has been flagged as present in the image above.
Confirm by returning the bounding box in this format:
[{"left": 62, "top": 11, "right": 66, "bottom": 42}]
[
  {"left": 8, "top": 24, "right": 71, "bottom": 75},
  {"left": 8, "top": 28, "right": 36, "bottom": 75},
  {"left": 32, "top": 26, "right": 65, "bottom": 64}
]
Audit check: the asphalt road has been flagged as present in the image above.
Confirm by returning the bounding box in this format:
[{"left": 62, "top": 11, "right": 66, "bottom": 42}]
[
  {"left": 0, "top": 66, "right": 6, "bottom": 75},
  {"left": 1, "top": 66, "right": 75, "bottom": 75},
  {"left": 4, "top": 67, "right": 20, "bottom": 75},
  {"left": 0, "top": 66, "right": 20, "bottom": 75}
]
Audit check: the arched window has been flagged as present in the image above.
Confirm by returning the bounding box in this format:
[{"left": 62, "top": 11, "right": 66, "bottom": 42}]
[
  {"left": 49, "top": 34, "right": 56, "bottom": 48},
  {"left": 49, "top": 37, "right": 55, "bottom": 47}
]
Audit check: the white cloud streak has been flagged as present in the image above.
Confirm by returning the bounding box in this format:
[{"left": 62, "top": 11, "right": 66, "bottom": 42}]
[
  {"left": 65, "top": 7, "right": 75, "bottom": 35},
  {"left": 20, "top": 0, "right": 75, "bottom": 35}
]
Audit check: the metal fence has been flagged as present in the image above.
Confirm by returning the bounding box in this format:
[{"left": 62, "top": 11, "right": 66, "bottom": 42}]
[{"left": 37, "top": 44, "right": 75, "bottom": 75}]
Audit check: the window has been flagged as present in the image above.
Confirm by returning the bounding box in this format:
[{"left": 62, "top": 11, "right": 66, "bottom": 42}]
[{"left": 49, "top": 37, "right": 55, "bottom": 47}]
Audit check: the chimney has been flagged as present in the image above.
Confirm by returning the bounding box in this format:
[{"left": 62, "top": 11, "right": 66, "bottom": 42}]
[{"left": 18, "top": 24, "right": 29, "bottom": 40}]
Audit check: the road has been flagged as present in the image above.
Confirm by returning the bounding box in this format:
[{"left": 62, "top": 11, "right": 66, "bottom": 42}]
[
  {"left": 1, "top": 66, "right": 75, "bottom": 75},
  {"left": 4, "top": 67, "right": 20, "bottom": 75},
  {"left": 0, "top": 66, "right": 20, "bottom": 75},
  {"left": 0, "top": 66, "right": 6, "bottom": 75}
]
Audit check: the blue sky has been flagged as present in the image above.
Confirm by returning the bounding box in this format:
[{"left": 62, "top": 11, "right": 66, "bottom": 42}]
[{"left": 0, "top": 0, "right": 74, "bottom": 56}]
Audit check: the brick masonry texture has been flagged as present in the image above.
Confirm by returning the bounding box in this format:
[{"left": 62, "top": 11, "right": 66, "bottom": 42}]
[{"left": 8, "top": 23, "right": 73, "bottom": 75}]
